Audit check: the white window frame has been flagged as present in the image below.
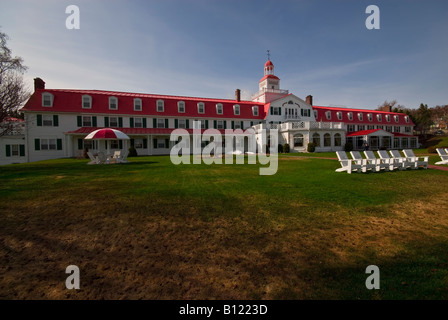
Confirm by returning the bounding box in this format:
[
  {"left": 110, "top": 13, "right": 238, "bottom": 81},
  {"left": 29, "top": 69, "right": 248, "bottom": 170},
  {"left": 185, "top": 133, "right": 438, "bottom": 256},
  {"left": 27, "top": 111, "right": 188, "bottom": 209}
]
[
  {"left": 216, "top": 103, "right": 223, "bottom": 115},
  {"left": 337, "top": 112, "right": 342, "bottom": 120},
  {"left": 367, "top": 113, "right": 373, "bottom": 122},
  {"left": 358, "top": 113, "right": 363, "bottom": 121},
  {"left": 197, "top": 102, "right": 205, "bottom": 114},
  {"left": 394, "top": 115, "right": 399, "bottom": 123},
  {"left": 41, "top": 138, "right": 57, "bottom": 151},
  {"left": 377, "top": 114, "right": 382, "bottom": 122},
  {"left": 347, "top": 112, "right": 353, "bottom": 121},
  {"left": 405, "top": 116, "right": 410, "bottom": 123},
  {"left": 134, "top": 98, "right": 142, "bottom": 111},
  {"left": 109, "top": 96, "right": 118, "bottom": 110},
  {"left": 11, "top": 144, "right": 20, "bottom": 157},
  {"left": 178, "top": 101, "right": 185, "bottom": 113},
  {"left": 109, "top": 117, "right": 118, "bottom": 127},
  {"left": 42, "top": 114, "right": 53, "bottom": 126},
  {"left": 178, "top": 119, "right": 187, "bottom": 129},
  {"left": 272, "top": 107, "right": 280, "bottom": 116},
  {"left": 134, "top": 117, "right": 143, "bottom": 128},
  {"left": 217, "top": 120, "right": 225, "bottom": 129},
  {"left": 82, "top": 116, "right": 93, "bottom": 127},
  {"left": 233, "top": 104, "right": 240, "bottom": 116},
  {"left": 252, "top": 106, "right": 259, "bottom": 116},
  {"left": 157, "top": 100, "right": 164, "bottom": 112},
  {"left": 42, "top": 92, "right": 53, "bottom": 107},
  {"left": 134, "top": 138, "right": 144, "bottom": 149},
  {"left": 394, "top": 126, "right": 401, "bottom": 133},
  {"left": 82, "top": 95, "right": 92, "bottom": 109},
  {"left": 157, "top": 139, "right": 167, "bottom": 149},
  {"left": 385, "top": 114, "right": 391, "bottom": 122},
  {"left": 325, "top": 111, "right": 331, "bottom": 120},
  {"left": 157, "top": 118, "right": 165, "bottom": 128}
]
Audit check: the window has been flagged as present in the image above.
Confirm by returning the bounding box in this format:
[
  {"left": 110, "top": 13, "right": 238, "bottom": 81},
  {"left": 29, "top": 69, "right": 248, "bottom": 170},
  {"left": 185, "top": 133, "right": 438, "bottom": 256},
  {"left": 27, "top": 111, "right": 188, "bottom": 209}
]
[
  {"left": 411, "top": 138, "right": 417, "bottom": 148},
  {"left": 157, "top": 100, "right": 164, "bottom": 112},
  {"left": 347, "top": 124, "right": 355, "bottom": 132},
  {"left": 405, "top": 126, "right": 411, "bottom": 133},
  {"left": 82, "top": 95, "right": 92, "bottom": 109},
  {"left": 178, "top": 101, "right": 185, "bottom": 113},
  {"left": 394, "top": 115, "right": 399, "bottom": 123},
  {"left": 402, "top": 138, "right": 409, "bottom": 148},
  {"left": 109, "top": 117, "right": 118, "bottom": 127},
  {"left": 358, "top": 113, "right": 363, "bottom": 121},
  {"left": 109, "top": 96, "right": 118, "bottom": 110},
  {"left": 367, "top": 113, "right": 373, "bottom": 122},
  {"left": 347, "top": 112, "right": 353, "bottom": 121},
  {"left": 334, "top": 133, "right": 342, "bottom": 147},
  {"left": 83, "top": 116, "right": 92, "bottom": 127},
  {"left": 252, "top": 106, "right": 259, "bottom": 116},
  {"left": 358, "top": 125, "right": 366, "bottom": 131},
  {"left": 198, "top": 102, "right": 205, "bottom": 114},
  {"left": 324, "top": 133, "right": 331, "bottom": 147},
  {"left": 377, "top": 114, "right": 382, "bottom": 122},
  {"left": 216, "top": 103, "right": 223, "bottom": 115},
  {"left": 233, "top": 121, "right": 242, "bottom": 129},
  {"left": 157, "top": 118, "right": 165, "bottom": 128},
  {"left": 271, "top": 107, "right": 280, "bottom": 115},
  {"left": 134, "top": 98, "right": 142, "bottom": 111},
  {"left": 367, "top": 125, "right": 375, "bottom": 130},
  {"left": 386, "top": 126, "right": 392, "bottom": 132},
  {"left": 312, "top": 133, "right": 320, "bottom": 147},
  {"left": 385, "top": 114, "right": 390, "bottom": 122},
  {"left": 394, "top": 126, "right": 400, "bottom": 133},
  {"left": 325, "top": 111, "right": 331, "bottom": 120},
  {"left": 178, "top": 119, "right": 187, "bottom": 128},
  {"left": 405, "top": 116, "right": 410, "bottom": 123},
  {"left": 41, "top": 138, "right": 57, "bottom": 150},
  {"left": 293, "top": 134, "right": 303, "bottom": 147},
  {"left": 11, "top": 144, "right": 19, "bottom": 156},
  {"left": 157, "top": 139, "right": 167, "bottom": 148},
  {"left": 337, "top": 112, "right": 342, "bottom": 120},
  {"left": 134, "top": 139, "right": 144, "bottom": 149},
  {"left": 301, "top": 109, "right": 311, "bottom": 117},
  {"left": 42, "top": 93, "right": 53, "bottom": 107},
  {"left": 313, "top": 110, "right": 318, "bottom": 118},
  {"left": 134, "top": 117, "right": 143, "bottom": 128},
  {"left": 83, "top": 140, "right": 98, "bottom": 150},
  {"left": 42, "top": 115, "right": 53, "bottom": 126},
  {"left": 110, "top": 140, "right": 119, "bottom": 149},
  {"left": 233, "top": 104, "right": 240, "bottom": 115},
  {"left": 216, "top": 120, "right": 225, "bottom": 129}
]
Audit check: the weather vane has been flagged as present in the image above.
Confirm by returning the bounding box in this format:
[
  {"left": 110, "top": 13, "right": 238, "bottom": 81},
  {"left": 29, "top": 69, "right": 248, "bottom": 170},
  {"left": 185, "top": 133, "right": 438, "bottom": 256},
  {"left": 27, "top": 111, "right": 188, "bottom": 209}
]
[{"left": 267, "top": 50, "right": 271, "bottom": 60}]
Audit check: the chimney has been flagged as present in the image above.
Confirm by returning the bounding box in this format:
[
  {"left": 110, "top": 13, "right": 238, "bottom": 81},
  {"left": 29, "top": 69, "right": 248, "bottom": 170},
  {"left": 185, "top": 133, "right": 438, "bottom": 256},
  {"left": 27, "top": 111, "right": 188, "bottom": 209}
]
[
  {"left": 235, "top": 89, "right": 241, "bottom": 102},
  {"left": 306, "top": 95, "right": 313, "bottom": 106},
  {"left": 34, "top": 78, "right": 45, "bottom": 91},
  {"left": 380, "top": 105, "right": 392, "bottom": 112}
]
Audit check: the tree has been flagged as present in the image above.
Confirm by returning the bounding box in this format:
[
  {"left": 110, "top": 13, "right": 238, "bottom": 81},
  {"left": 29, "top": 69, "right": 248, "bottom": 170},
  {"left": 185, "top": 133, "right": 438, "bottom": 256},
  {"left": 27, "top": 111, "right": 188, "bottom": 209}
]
[
  {"left": 376, "top": 100, "right": 405, "bottom": 113},
  {"left": 415, "top": 103, "right": 433, "bottom": 136},
  {"left": 0, "top": 29, "right": 30, "bottom": 124}
]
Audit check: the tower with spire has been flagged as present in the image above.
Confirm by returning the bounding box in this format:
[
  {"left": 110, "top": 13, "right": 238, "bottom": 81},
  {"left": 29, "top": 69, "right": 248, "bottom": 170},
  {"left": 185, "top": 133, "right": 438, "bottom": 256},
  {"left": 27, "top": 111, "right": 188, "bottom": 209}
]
[{"left": 252, "top": 51, "right": 289, "bottom": 103}]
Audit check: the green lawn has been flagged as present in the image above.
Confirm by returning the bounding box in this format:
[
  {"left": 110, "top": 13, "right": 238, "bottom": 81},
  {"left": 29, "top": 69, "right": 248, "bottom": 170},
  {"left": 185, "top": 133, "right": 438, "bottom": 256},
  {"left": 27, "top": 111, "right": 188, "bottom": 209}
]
[{"left": 1, "top": 156, "right": 448, "bottom": 299}]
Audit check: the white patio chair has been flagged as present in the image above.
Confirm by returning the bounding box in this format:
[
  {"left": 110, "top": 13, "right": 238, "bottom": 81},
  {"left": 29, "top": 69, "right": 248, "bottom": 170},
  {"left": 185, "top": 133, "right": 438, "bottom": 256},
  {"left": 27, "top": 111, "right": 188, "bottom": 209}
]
[
  {"left": 87, "top": 151, "right": 100, "bottom": 165},
  {"left": 335, "top": 151, "right": 363, "bottom": 174},
  {"left": 350, "top": 151, "right": 376, "bottom": 172},
  {"left": 97, "top": 152, "right": 109, "bottom": 164},
  {"left": 377, "top": 150, "right": 402, "bottom": 170},
  {"left": 389, "top": 150, "right": 414, "bottom": 170},
  {"left": 436, "top": 148, "right": 448, "bottom": 165},
  {"left": 403, "top": 149, "right": 428, "bottom": 169},
  {"left": 120, "top": 149, "right": 129, "bottom": 163},
  {"left": 364, "top": 151, "right": 389, "bottom": 171}
]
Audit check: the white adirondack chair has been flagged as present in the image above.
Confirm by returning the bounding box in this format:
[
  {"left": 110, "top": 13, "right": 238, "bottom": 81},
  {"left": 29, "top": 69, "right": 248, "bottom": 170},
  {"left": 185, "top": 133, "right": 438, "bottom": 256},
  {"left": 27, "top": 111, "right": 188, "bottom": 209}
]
[
  {"left": 436, "top": 148, "right": 448, "bottom": 165},
  {"left": 364, "top": 151, "right": 389, "bottom": 171},
  {"left": 87, "top": 151, "right": 100, "bottom": 165},
  {"left": 403, "top": 149, "right": 428, "bottom": 169},
  {"left": 350, "top": 151, "right": 376, "bottom": 172},
  {"left": 97, "top": 151, "right": 109, "bottom": 164},
  {"left": 377, "top": 150, "right": 402, "bottom": 170},
  {"left": 335, "top": 151, "right": 363, "bottom": 174},
  {"left": 389, "top": 150, "right": 414, "bottom": 169}
]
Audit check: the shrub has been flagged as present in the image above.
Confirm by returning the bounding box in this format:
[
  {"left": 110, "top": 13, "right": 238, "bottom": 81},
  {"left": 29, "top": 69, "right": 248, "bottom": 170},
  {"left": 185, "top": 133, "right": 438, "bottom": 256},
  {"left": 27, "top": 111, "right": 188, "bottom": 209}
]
[
  {"left": 128, "top": 146, "right": 138, "bottom": 157},
  {"left": 427, "top": 146, "right": 441, "bottom": 154},
  {"left": 83, "top": 147, "right": 89, "bottom": 159},
  {"left": 283, "top": 143, "right": 290, "bottom": 153},
  {"left": 307, "top": 142, "right": 316, "bottom": 153},
  {"left": 344, "top": 142, "right": 353, "bottom": 152},
  {"left": 278, "top": 144, "right": 283, "bottom": 153}
]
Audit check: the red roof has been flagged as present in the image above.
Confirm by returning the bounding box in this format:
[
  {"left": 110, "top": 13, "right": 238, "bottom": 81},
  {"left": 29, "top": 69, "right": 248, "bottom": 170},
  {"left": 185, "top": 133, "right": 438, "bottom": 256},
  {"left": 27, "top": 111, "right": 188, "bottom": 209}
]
[
  {"left": 66, "top": 127, "right": 251, "bottom": 136},
  {"left": 22, "top": 89, "right": 266, "bottom": 120},
  {"left": 264, "top": 60, "right": 274, "bottom": 67},
  {"left": 259, "top": 74, "right": 280, "bottom": 82},
  {"left": 313, "top": 106, "right": 414, "bottom": 126},
  {"left": 346, "top": 129, "right": 415, "bottom": 137}
]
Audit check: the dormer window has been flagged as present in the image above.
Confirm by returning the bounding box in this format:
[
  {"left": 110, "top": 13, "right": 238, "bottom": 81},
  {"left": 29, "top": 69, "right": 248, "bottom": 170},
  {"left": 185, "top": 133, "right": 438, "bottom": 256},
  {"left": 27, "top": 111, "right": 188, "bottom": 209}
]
[
  {"left": 42, "top": 92, "right": 53, "bottom": 107},
  {"left": 178, "top": 101, "right": 185, "bottom": 113},
  {"left": 347, "top": 112, "right": 353, "bottom": 121},
  {"left": 405, "top": 116, "right": 410, "bottom": 123},
  {"left": 197, "top": 102, "right": 205, "bottom": 114},
  {"left": 157, "top": 100, "right": 164, "bottom": 112},
  {"left": 325, "top": 111, "right": 331, "bottom": 120},
  {"left": 252, "top": 106, "right": 259, "bottom": 116},
  {"left": 367, "top": 113, "right": 373, "bottom": 121},
  {"left": 109, "top": 96, "right": 118, "bottom": 110},
  {"left": 313, "top": 110, "right": 318, "bottom": 119},
  {"left": 216, "top": 103, "right": 223, "bottom": 115},
  {"left": 134, "top": 98, "right": 142, "bottom": 111},
  {"left": 337, "top": 112, "right": 342, "bottom": 120},
  {"left": 377, "top": 114, "right": 382, "bottom": 122},
  {"left": 82, "top": 95, "right": 92, "bottom": 109},
  {"left": 394, "top": 115, "right": 399, "bottom": 123},
  {"left": 385, "top": 114, "right": 390, "bottom": 122},
  {"left": 358, "top": 113, "right": 363, "bottom": 121},
  {"left": 233, "top": 104, "right": 240, "bottom": 115}
]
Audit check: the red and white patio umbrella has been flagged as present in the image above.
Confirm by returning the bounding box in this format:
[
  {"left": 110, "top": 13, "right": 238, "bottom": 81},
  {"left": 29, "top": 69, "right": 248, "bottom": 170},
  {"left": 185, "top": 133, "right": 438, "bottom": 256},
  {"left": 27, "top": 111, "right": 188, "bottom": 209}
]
[{"left": 84, "top": 128, "right": 130, "bottom": 140}]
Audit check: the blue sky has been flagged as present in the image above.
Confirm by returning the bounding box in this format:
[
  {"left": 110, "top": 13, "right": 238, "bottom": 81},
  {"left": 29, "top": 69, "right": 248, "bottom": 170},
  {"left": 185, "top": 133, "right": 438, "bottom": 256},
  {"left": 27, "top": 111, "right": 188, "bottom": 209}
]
[{"left": 1, "top": 0, "right": 447, "bottom": 109}]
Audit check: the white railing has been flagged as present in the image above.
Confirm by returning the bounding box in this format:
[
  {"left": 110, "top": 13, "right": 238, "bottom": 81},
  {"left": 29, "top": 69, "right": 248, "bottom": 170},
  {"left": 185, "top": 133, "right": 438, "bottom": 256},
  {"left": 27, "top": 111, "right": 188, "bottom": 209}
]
[
  {"left": 251, "top": 88, "right": 289, "bottom": 100},
  {"left": 252, "top": 121, "right": 344, "bottom": 132}
]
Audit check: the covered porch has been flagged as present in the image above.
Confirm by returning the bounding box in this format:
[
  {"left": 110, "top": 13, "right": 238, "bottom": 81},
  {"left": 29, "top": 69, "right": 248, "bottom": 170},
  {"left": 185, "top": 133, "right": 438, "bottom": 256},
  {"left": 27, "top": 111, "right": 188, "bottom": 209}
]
[{"left": 346, "top": 129, "right": 418, "bottom": 150}]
